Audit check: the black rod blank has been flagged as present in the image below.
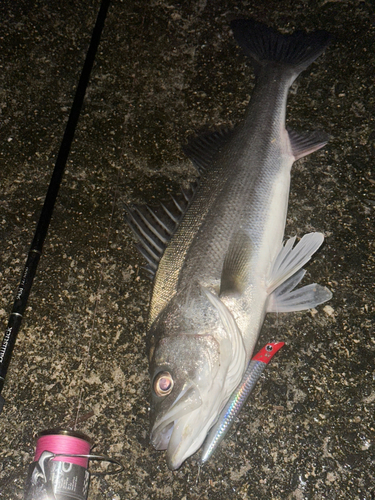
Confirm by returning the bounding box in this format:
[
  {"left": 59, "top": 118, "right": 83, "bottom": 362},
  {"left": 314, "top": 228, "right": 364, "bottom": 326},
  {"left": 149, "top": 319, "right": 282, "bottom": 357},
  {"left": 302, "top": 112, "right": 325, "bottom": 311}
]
[{"left": 0, "top": 0, "right": 111, "bottom": 413}]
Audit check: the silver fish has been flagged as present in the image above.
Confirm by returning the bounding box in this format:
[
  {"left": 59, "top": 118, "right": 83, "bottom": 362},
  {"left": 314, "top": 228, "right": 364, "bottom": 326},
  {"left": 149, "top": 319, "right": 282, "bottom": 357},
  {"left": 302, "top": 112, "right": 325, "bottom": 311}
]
[{"left": 126, "top": 18, "right": 332, "bottom": 470}]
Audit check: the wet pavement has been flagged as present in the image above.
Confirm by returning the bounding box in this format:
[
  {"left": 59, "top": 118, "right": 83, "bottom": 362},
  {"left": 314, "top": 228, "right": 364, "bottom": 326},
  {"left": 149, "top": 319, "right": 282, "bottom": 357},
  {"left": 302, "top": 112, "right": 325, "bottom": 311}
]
[{"left": 0, "top": 0, "right": 374, "bottom": 499}]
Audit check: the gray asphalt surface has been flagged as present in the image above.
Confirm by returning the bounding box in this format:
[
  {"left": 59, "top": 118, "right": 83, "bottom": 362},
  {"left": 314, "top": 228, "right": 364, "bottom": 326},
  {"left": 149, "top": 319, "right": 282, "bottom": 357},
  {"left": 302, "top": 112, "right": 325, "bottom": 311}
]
[{"left": 0, "top": 1, "right": 374, "bottom": 499}]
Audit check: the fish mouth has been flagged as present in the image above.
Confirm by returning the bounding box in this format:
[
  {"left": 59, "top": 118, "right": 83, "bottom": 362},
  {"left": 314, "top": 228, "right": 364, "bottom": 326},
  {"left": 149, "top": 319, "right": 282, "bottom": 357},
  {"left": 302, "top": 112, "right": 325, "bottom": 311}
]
[{"left": 150, "top": 383, "right": 202, "bottom": 468}]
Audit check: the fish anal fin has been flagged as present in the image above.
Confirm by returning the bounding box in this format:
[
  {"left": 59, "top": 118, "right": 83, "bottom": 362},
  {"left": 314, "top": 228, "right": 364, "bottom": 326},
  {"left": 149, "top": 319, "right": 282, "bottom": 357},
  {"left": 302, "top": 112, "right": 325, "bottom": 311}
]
[
  {"left": 220, "top": 231, "right": 252, "bottom": 296},
  {"left": 288, "top": 129, "right": 329, "bottom": 161}
]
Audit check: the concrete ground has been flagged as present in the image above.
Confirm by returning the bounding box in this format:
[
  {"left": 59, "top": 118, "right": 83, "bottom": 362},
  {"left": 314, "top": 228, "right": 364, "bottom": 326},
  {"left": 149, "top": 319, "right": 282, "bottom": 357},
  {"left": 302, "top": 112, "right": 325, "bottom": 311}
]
[{"left": 0, "top": 0, "right": 374, "bottom": 499}]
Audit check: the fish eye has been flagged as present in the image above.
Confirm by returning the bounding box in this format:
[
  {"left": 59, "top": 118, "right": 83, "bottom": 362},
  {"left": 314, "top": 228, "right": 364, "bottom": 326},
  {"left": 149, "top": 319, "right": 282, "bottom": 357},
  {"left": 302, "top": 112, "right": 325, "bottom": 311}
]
[
  {"left": 153, "top": 371, "right": 174, "bottom": 397},
  {"left": 266, "top": 344, "right": 273, "bottom": 352}
]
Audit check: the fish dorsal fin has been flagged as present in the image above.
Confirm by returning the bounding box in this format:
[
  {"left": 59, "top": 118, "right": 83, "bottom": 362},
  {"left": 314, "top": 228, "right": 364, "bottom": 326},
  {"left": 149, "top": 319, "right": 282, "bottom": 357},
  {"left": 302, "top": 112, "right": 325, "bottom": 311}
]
[
  {"left": 288, "top": 129, "right": 329, "bottom": 161},
  {"left": 267, "top": 232, "right": 332, "bottom": 312},
  {"left": 125, "top": 182, "right": 197, "bottom": 278},
  {"left": 267, "top": 232, "right": 324, "bottom": 294},
  {"left": 182, "top": 127, "right": 234, "bottom": 174},
  {"left": 220, "top": 231, "right": 252, "bottom": 296},
  {"left": 201, "top": 286, "right": 246, "bottom": 387}
]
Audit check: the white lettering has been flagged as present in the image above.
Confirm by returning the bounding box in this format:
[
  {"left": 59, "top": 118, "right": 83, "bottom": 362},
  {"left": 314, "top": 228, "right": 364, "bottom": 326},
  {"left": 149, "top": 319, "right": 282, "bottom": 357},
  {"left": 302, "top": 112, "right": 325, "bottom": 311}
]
[
  {"left": 62, "top": 462, "right": 73, "bottom": 473},
  {"left": 0, "top": 327, "right": 12, "bottom": 364}
]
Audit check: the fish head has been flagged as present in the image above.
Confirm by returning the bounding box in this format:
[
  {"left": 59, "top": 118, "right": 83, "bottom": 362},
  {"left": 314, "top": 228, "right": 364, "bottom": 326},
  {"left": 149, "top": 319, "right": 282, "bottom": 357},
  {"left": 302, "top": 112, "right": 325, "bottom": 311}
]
[
  {"left": 148, "top": 289, "right": 246, "bottom": 470},
  {"left": 149, "top": 333, "right": 225, "bottom": 469}
]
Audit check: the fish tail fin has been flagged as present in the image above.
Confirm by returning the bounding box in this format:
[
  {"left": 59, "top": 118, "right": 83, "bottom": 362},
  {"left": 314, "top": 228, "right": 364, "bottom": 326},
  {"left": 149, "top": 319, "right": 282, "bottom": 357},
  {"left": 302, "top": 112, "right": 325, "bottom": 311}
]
[{"left": 231, "top": 18, "right": 331, "bottom": 81}]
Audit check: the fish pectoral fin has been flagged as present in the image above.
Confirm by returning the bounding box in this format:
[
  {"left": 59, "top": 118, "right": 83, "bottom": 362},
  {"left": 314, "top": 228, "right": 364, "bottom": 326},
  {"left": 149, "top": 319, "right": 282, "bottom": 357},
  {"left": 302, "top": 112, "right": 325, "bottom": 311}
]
[
  {"left": 201, "top": 286, "right": 242, "bottom": 343},
  {"left": 220, "top": 231, "right": 252, "bottom": 296},
  {"left": 268, "top": 281, "right": 332, "bottom": 312},
  {"left": 267, "top": 232, "right": 325, "bottom": 294},
  {"left": 266, "top": 232, "right": 332, "bottom": 312},
  {"left": 182, "top": 127, "right": 234, "bottom": 174},
  {"left": 201, "top": 286, "right": 246, "bottom": 385},
  {"left": 288, "top": 129, "right": 329, "bottom": 161}
]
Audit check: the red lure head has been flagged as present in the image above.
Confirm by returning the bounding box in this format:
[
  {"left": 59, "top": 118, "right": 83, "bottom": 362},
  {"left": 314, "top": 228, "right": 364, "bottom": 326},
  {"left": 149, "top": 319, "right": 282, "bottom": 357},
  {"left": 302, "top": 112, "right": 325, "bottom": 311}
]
[{"left": 252, "top": 342, "right": 285, "bottom": 364}]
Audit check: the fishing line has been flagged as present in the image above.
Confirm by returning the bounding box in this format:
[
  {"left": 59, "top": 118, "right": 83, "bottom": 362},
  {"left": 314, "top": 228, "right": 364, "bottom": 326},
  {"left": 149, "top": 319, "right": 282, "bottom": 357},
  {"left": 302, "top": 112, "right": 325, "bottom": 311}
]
[
  {"left": 35, "top": 432, "right": 91, "bottom": 468},
  {"left": 73, "top": 167, "right": 121, "bottom": 430},
  {"left": 24, "top": 47, "right": 124, "bottom": 500}
]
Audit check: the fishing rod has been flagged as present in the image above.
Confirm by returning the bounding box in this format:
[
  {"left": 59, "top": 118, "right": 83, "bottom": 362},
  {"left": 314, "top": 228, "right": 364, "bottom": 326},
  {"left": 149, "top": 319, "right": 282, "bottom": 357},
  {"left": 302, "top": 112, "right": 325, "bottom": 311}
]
[{"left": 0, "top": 0, "right": 111, "bottom": 414}]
